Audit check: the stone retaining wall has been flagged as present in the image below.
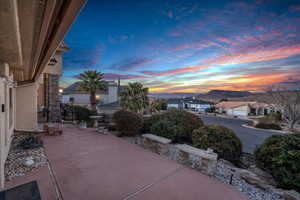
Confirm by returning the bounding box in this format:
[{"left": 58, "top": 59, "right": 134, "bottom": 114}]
[
  {"left": 140, "top": 134, "right": 218, "bottom": 176},
  {"left": 141, "top": 134, "right": 171, "bottom": 155}
]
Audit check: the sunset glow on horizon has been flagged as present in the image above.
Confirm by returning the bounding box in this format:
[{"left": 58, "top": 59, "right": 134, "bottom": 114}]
[{"left": 62, "top": 0, "right": 300, "bottom": 93}]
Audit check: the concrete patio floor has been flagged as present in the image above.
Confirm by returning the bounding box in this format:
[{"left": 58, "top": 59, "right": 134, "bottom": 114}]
[{"left": 6, "top": 127, "right": 246, "bottom": 200}]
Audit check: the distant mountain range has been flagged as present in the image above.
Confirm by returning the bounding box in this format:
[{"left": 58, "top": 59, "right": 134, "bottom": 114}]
[
  {"left": 149, "top": 93, "right": 198, "bottom": 99},
  {"left": 197, "top": 90, "right": 252, "bottom": 102},
  {"left": 150, "top": 90, "right": 253, "bottom": 101}
]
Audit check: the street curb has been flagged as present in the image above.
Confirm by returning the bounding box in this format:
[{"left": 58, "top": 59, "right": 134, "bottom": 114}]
[{"left": 242, "top": 124, "right": 290, "bottom": 134}]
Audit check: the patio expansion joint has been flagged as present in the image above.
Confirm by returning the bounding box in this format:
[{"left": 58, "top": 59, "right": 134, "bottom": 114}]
[
  {"left": 122, "top": 166, "right": 185, "bottom": 200},
  {"left": 45, "top": 156, "right": 64, "bottom": 200}
]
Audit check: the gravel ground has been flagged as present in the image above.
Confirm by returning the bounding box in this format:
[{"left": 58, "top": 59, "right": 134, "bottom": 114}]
[
  {"left": 5, "top": 133, "right": 48, "bottom": 181},
  {"left": 214, "top": 160, "right": 282, "bottom": 200}
]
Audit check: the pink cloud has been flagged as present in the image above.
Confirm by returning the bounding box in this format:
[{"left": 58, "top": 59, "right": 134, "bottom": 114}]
[
  {"left": 217, "top": 37, "right": 231, "bottom": 44},
  {"left": 142, "top": 65, "right": 209, "bottom": 76},
  {"left": 104, "top": 73, "right": 147, "bottom": 80},
  {"left": 290, "top": 5, "right": 300, "bottom": 11}
]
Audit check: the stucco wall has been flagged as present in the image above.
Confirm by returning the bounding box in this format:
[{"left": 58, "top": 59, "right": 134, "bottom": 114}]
[
  {"left": 227, "top": 105, "right": 249, "bottom": 116},
  {"left": 167, "top": 104, "right": 179, "bottom": 109},
  {"left": 15, "top": 83, "right": 38, "bottom": 131},
  {"left": 0, "top": 63, "right": 15, "bottom": 188},
  {"left": 42, "top": 52, "right": 62, "bottom": 76},
  {"left": 62, "top": 85, "right": 118, "bottom": 106}
]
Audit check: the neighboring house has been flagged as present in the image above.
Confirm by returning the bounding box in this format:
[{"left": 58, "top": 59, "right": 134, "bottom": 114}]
[
  {"left": 215, "top": 101, "right": 275, "bottom": 116},
  {"left": 0, "top": 0, "right": 86, "bottom": 188},
  {"left": 61, "top": 81, "right": 123, "bottom": 106},
  {"left": 167, "top": 97, "right": 212, "bottom": 112},
  {"left": 167, "top": 98, "right": 185, "bottom": 109},
  {"left": 184, "top": 97, "right": 212, "bottom": 112}
]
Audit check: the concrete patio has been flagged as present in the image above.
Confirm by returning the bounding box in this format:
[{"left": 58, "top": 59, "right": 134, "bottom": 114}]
[{"left": 6, "top": 127, "right": 246, "bottom": 200}]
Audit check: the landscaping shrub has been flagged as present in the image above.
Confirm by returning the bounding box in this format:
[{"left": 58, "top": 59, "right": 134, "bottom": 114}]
[
  {"left": 150, "top": 120, "right": 178, "bottom": 141},
  {"left": 113, "top": 110, "right": 143, "bottom": 136},
  {"left": 255, "top": 123, "right": 282, "bottom": 130},
  {"left": 142, "top": 114, "right": 163, "bottom": 133},
  {"left": 258, "top": 112, "right": 282, "bottom": 124},
  {"left": 255, "top": 134, "right": 300, "bottom": 191},
  {"left": 192, "top": 125, "right": 242, "bottom": 163},
  {"left": 148, "top": 109, "right": 203, "bottom": 143},
  {"left": 18, "top": 133, "right": 43, "bottom": 150},
  {"left": 73, "top": 105, "right": 92, "bottom": 122}
]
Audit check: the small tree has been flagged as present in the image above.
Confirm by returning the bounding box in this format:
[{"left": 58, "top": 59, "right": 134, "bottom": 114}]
[
  {"left": 268, "top": 87, "right": 300, "bottom": 131},
  {"left": 78, "top": 70, "right": 106, "bottom": 112},
  {"left": 120, "top": 82, "right": 149, "bottom": 114},
  {"left": 149, "top": 98, "right": 167, "bottom": 113}
]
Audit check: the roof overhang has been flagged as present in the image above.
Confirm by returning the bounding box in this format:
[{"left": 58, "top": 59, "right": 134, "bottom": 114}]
[{"left": 0, "top": 0, "right": 86, "bottom": 83}]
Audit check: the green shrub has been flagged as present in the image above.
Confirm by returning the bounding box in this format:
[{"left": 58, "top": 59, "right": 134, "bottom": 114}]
[
  {"left": 255, "top": 134, "right": 300, "bottom": 191},
  {"left": 148, "top": 109, "right": 203, "bottom": 143},
  {"left": 113, "top": 110, "right": 143, "bottom": 136},
  {"left": 150, "top": 120, "right": 178, "bottom": 141},
  {"left": 18, "top": 133, "right": 43, "bottom": 150},
  {"left": 255, "top": 123, "right": 282, "bottom": 130},
  {"left": 73, "top": 105, "right": 92, "bottom": 122},
  {"left": 258, "top": 112, "right": 282, "bottom": 124},
  {"left": 192, "top": 125, "right": 242, "bottom": 163},
  {"left": 142, "top": 114, "right": 163, "bottom": 133}
]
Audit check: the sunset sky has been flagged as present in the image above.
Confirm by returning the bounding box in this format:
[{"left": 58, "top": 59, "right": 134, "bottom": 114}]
[{"left": 62, "top": 0, "right": 300, "bottom": 93}]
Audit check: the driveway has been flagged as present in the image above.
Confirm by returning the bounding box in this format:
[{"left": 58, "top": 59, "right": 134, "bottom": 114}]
[
  {"left": 6, "top": 127, "right": 246, "bottom": 200},
  {"left": 200, "top": 115, "right": 280, "bottom": 153}
]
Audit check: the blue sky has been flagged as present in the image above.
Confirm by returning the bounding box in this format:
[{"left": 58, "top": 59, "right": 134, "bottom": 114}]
[{"left": 61, "top": 0, "right": 300, "bottom": 93}]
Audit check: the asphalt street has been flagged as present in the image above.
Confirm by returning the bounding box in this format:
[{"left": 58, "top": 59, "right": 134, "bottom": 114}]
[{"left": 200, "top": 115, "right": 280, "bottom": 153}]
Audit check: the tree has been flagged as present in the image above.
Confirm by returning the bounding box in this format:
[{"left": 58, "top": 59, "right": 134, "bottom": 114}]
[
  {"left": 120, "top": 82, "right": 149, "bottom": 114},
  {"left": 78, "top": 70, "right": 106, "bottom": 112},
  {"left": 268, "top": 87, "right": 300, "bottom": 131},
  {"left": 149, "top": 98, "right": 167, "bottom": 113}
]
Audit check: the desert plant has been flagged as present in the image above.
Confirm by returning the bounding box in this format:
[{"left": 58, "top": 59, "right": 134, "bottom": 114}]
[
  {"left": 255, "top": 134, "right": 300, "bottom": 191},
  {"left": 192, "top": 125, "right": 242, "bottom": 163},
  {"left": 148, "top": 109, "right": 203, "bottom": 143},
  {"left": 120, "top": 82, "right": 149, "bottom": 114},
  {"left": 18, "top": 134, "right": 43, "bottom": 150},
  {"left": 255, "top": 123, "right": 282, "bottom": 130},
  {"left": 113, "top": 110, "right": 143, "bottom": 136},
  {"left": 78, "top": 70, "right": 106, "bottom": 112}
]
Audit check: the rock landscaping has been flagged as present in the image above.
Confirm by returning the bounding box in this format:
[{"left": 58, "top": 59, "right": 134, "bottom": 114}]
[{"left": 5, "top": 134, "right": 47, "bottom": 181}]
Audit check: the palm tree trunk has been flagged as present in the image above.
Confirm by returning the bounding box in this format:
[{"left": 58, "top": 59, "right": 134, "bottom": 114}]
[{"left": 90, "top": 91, "right": 97, "bottom": 112}]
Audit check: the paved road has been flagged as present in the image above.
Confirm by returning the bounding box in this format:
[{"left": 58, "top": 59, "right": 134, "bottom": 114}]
[{"left": 200, "top": 115, "right": 280, "bottom": 153}]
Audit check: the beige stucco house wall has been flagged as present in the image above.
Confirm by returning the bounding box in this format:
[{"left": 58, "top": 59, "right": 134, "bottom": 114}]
[
  {"left": 15, "top": 83, "right": 39, "bottom": 131},
  {"left": 0, "top": 63, "right": 15, "bottom": 188}
]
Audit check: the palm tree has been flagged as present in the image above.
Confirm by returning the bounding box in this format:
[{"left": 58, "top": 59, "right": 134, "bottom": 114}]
[
  {"left": 78, "top": 70, "right": 106, "bottom": 112},
  {"left": 120, "top": 82, "right": 149, "bottom": 114}
]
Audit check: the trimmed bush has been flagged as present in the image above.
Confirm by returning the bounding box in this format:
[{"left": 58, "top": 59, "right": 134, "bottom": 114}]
[
  {"left": 73, "top": 105, "right": 92, "bottom": 122},
  {"left": 18, "top": 133, "right": 43, "bottom": 150},
  {"left": 192, "top": 125, "right": 242, "bottom": 163},
  {"left": 142, "top": 114, "right": 163, "bottom": 133},
  {"left": 255, "top": 123, "right": 282, "bottom": 130},
  {"left": 255, "top": 134, "right": 300, "bottom": 191},
  {"left": 147, "top": 109, "right": 203, "bottom": 143},
  {"left": 113, "top": 110, "right": 143, "bottom": 136},
  {"left": 150, "top": 120, "right": 178, "bottom": 141}
]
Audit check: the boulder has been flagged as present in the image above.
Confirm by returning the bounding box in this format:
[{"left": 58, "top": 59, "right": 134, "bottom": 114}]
[{"left": 23, "top": 157, "right": 34, "bottom": 167}]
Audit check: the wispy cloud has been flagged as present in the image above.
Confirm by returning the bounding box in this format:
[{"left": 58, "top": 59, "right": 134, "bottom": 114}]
[
  {"left": 110, "top": 57, "right": 155, "bottom": 71},
  {"left": 103, "top": 73, "right": 147, "bottom": 80}
]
